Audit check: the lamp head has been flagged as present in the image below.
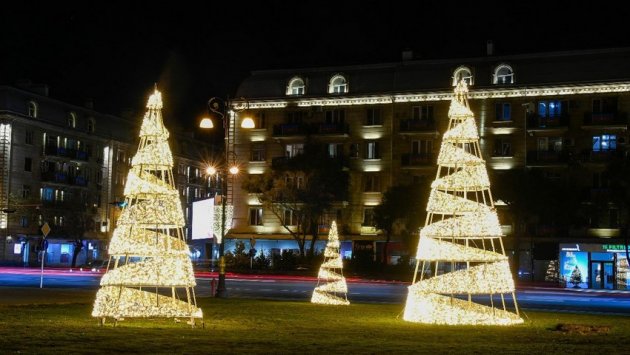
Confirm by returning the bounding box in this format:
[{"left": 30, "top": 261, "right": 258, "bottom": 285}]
[{"left": 199, "top": 117, "right": 214, "bottom": 129}]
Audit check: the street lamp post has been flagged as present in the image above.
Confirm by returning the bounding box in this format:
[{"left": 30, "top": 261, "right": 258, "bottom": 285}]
[{"left": 200, "top": 97, "right": 253, "bottom": 298}]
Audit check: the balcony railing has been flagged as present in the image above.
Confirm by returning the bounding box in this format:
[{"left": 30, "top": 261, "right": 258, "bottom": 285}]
[
  {"left": 272, "top": 123, "right": 308, "bottom": 136},
  {"left": 41, "top": 171, "right": 68, "bottom": 184},
  {"left": 401, "top": 153, "right": 433, "bottom": 167},
  {"left": 526, "top": 114, "right": 569, "bottom": 129},
  {"left": 399, "top": 119, "right": 436, "bottom": 132},
  {"left": 583, "top": 112, "right": 628, "bottom": 126},
  {"left": 311, "top": 122, "right": 349, "bottom": 135},
  {"left": 526, "top": 150, "right": 569, "bottom": 165}
]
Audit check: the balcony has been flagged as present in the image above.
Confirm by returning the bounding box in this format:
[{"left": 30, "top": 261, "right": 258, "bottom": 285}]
[
  {"left": 399, "top": 119, "right": 436, "bottom": 133},
  {"left": 272, "top": 123, "right": 308, "bottom": 137},
  {"left": 401, "top": 153, "right": 433, "bottom": 167},
  {"left": 583, "top": 112, "right": 628, "bottom": 127},
  {"left": 311, "top": 122, "right": 349, "bottom": 136},
  {"left": 70, "top": 176, "right": 88, "bottom": 187},
  {"left": 41, "top": 171, "right": 68, "bottom": 184},
  {"left": 44, "top": 145, "right": 68, "bottom": 157},
  {"left": 526, "top": 150, "right": 569, "bottom": 166},
  {"left": 526, "top": 114, "right": 569, "bottom": 130}
]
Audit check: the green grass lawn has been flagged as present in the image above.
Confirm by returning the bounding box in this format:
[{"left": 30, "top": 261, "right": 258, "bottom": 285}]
[{"left": 0, "top": 296, "right": 629, "bottom": 354}]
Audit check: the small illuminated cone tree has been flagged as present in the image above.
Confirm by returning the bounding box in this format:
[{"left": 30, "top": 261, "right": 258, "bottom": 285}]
[
  {"left": 403, "top": 81, "right": 522, "bottom": 325},
  {"left": 92, "top": 88, "right": 202, "bottom": 325},
  {"left": 311, "top": 221, "right": 349, "bottom": 305}
]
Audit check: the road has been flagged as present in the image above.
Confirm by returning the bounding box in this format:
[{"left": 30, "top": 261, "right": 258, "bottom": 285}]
[{"left": 1, "top": 267, "right": 630, "bottom": 315}]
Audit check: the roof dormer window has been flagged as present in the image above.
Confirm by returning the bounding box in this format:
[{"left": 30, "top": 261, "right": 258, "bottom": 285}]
[
  {"left": 67, "top": 112, "right": 77, "bottom": 128},
  {"left": 493, "top": 64, "right": 514, "bottom": 84},
  {"left": 452, "top": 66, "right": 473, "bottom": 86},
  {"left": 328, "top": 74, "right": 348, "bottom": 94},
  {"left": 27, "top": 101, "right": 38, "bottom": 118},
  {"left": 286, "top": 77, "right": 306, "bottom": 96}
]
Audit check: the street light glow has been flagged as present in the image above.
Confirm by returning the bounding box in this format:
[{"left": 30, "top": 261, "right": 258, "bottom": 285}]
[
  {"left": 229, "top": 166, "right": 239, "bottom": 175},
  {"left": 199, "top": 117, "right": 214, "bottom": 129},
  {"left": 206, "top": 166, "right": 217, "bottom": 175},
  {"left": 241, "top": 117, "right": 255, "bottom": 129}
]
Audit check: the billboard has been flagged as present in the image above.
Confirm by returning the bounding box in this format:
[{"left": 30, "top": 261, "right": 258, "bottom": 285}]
[{"left": 192, "top": 198, "right": 215, "bottom": 240}]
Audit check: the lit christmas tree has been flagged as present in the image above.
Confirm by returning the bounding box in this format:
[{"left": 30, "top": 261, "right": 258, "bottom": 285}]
[
  {"left": 311, "top": 221, "right": 349, "bottom": 305},
  {"left": 545, "top": 260, "right": 559, "bottom": 283},
  {"left": 403, "top": 81, "right": 522, "bottom": 325},
  {"left": 92, "top": 88, "right": 202, "bottom": 326}
]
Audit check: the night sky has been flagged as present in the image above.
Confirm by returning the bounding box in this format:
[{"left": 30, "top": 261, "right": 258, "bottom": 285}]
[{"left": 2, "top": 1, "right": 629, "bottom": 131}]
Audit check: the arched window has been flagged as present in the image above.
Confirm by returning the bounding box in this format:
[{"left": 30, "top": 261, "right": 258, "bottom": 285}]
[
  {"left": 493, "top": 64, "right": 514, "bottom": 84},
  {"left": 87, "top": 117, "right": 96, "bottom": 133},
  {"left": 328, "top": 74, "right": 348, "bottom": 94},
  {"left": 27, "top": 101, "right": 38, "bottom": 118},
  {"left": 452, "top": 66, "right": 473, "bottom": 86},
  {"left": 67, "top": 112, "right": 77, "bottom": 128},
  {"left": 286, "top": 77, "right": 306, "bottom": 96}
]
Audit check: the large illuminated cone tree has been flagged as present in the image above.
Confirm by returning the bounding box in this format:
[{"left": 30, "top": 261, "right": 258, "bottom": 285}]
[
  {"left": 311, "top": 221, "right": 349, "bottom": 305},
  {"left": 92, "top": 88, "right": 202, "bottom": 325},
  {"left": 403, "top": 81, "right": 522, "bottom": 325}
]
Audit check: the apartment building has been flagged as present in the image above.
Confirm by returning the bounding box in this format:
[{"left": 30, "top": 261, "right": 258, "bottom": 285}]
[
  {"left": 224, "top": 47, "right": 630, "bottom": 287},
  {"left": 0, "top": 83, "right": 214, "bottom": 267}
]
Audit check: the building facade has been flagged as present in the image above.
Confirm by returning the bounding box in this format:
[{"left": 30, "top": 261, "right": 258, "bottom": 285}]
[
  {"left": 225, "top": 48, "right": 630, "bottom": 285},
  {"left": 0, "top": 83, "right": 215, "bottom": 267}
]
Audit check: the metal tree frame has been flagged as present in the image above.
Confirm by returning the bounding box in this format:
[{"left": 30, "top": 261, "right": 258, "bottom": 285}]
[{"left": 403, "top": 81, "right": 522, "bottom": 325}]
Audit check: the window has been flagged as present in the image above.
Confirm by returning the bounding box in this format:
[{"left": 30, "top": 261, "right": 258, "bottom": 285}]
[
  {"left": 253, "top": 112, "right": 266, "bottom": 129},
  {"left": 22, "top": 185, "right": 31, "bottom": 198},
  {"left": 327, "top": 143, "right": 343, "bottom": 158},
  {"left": 365, "top": 141, "right": 380, "bottom": 159},
  {"left": 537, "top": 137, "right": 562, "bottom": 152},
  {"left": 452, "top": 66, "right": 473, "bottom": 86},
  {"left": 286, "top": 77, "right": 306, "bottom": 96},
  {"left": 364, "top": 174, "right": 380, "bottom": 192},
  {"left": 251, "top": 144, "right": 265, "bottom": 162},
  {"left": 249, "top": 207, "right": 263, "bottom": 226},
  {"left": 493, "top": 138, "right": 512, "bottom": 157},
  {"left": 20, "top": 216, "right": 28, "bottom": 228},
  {"left": 538, "top": 100, "right": 566, "bottom": 118},
  {"left": 350, "top": 143, "right": 359, "bottom": 158},
  {"left": 412, "top": 105, "right": 434, "bottom": 120},
  {"left": 411, "top": 140, "right": 432, "bottom": 156},
  {"left": 283, "top": 209, "right": 299, "bottom": 226},
  {"left": 41, "top": 187, "right": 54, "bottom": 202},
  {"left": 285, "top": 144, "right": 304, "bottom": 158},
  {"left": 24, "top": 157, "right": 32, "bottom": 172},
  {"left": 328, "top": 75, "right": 348, "bottom": 94},
  {"left": 67, "top": 112, "right": 77, "bottom": 128},
  {"left": 365, "top": 108, "right": 382, "bottom": 125},
  {"left": 592, "top": 97, "right": 617, "bottom": 113},
  {"left": 592, "top": 134, "right": 617, "bottom": 152},
  {"left": 493, "top": 64, "right": 514, "bottom": 84},
  {"left": 25, "top": 130, "right": 33, "bottom": 145},
  {"left": 27, "top": 101, "right": 38, "bottom": 118},
  {"left": 362, "top": 207, "right": 375, "bottom": 226},
  {"left": 495, "top": 103, "right": 511, "bottom": 121},
  {"left": 87, "top": 117, "right": 95, "bottom": 133},
  {"left": 117, "top": 150, "right": 126, "bottom": 162},
  {"left": 286, "top": 111, "right": 304, "bottom": 124},
  {"left": 325, "top": 109, "right": 345, "bottom": 124}
]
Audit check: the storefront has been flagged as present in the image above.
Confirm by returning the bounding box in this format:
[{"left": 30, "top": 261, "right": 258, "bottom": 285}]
[{"left": 559, "top": 243, "right": 630, "bottom": 290}]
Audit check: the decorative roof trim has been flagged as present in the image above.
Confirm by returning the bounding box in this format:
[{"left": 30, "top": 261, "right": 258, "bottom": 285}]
[{"left": 232, "top": 81, "right": 630, "bottom": 108}]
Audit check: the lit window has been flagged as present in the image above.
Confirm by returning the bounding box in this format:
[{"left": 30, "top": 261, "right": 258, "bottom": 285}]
[
  {"left": 285, "top": 144, "right": 304, "bottom": 158},
  {"left": 328, "top": 75, "right": 348, "bottom": 94},
  {"left": 593, "top": 134, "right": 617, "bottom": 152},
  {"left": 538, "top": 100, "right": 565, "bottom": 118},
  {"left": 249, "top": 207, "right": 263, "bottom": 226},
  {"left": 41, "top": 187, "right": 54, "bottom": 202},
  {"left": 327, "top": 143, "right": 343, "bottom": 158},
  {"left": 493, "top": 64, "right": 514, "bottom": 84},
  {"left": 365, "top": 141, "right": 380, "bottom": 159},
  {"left": 452, "top": 66, "right": 473, "bottom": 86},
  {"left": 27, "top": 101, "right": 38, "bottom": 118},
  {"left": 286, "top": 77, "right": 306, "bottom": 96}
]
